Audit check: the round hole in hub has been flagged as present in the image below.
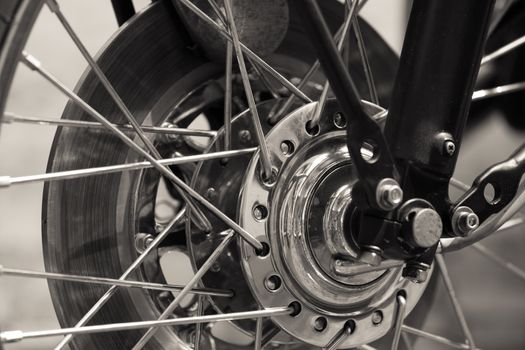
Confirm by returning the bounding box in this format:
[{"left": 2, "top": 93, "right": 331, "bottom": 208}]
[
  {"left": 313, "top": 317, "right": 327, "bottom": 332},
  {"left": 333, "top": 112, "right": 346, "bottom": 128},
  {"left": 289, "top": 301, "right": 302, "bottom": 317},
  {"left": 255, "top": 242, "right": 270, "bottom": 257},
  {"left": 261, "top": 167, "right": 279, "bottom": 187},
  {"left": 360, "top": 139, "right": 380, "bottom": 163},
  {"left": 305, "top": 120, "right": 320, "bottom": 136},
  {"left": 252, "top": 204, "right": 268, "bottom": 221},
  {"left": 264, "top": 275, "right": 282, "bottom": 292},
  {"left": 280, "top": 140, "right": 295, "bottom": 156},
  {"left": 344, "top": 320, "right": 356, "bottom": 334}
]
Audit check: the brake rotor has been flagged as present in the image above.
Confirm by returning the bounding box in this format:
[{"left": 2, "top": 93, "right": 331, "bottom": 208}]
[{"left": 41, "top": 0, "right": 400, "bottom": 349}]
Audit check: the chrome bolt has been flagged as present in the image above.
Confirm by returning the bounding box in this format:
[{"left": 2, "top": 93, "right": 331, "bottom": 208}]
[
  {"left": 239, "top": 129, "right": 252, "bottom": 144},
  {"left": 371, "top": 311, "right": 383, "bottom": 325},
  {"left": 134, "top": 233, "right": 154, "bottom": 254},
  {"left": 359, "top": 249, "right": 382, "bottom": 266},
  {"left": 402, "top": 265, "right": 428, "bottom": 284},
  {"left": 376, "top": 178, "right": 404, "bottom": 211},
  {"left": 451, "top": 206, "right": 479, "bottom": 237},
  {"left": 444, "top": 140, "right": 456, "bottom": 156},
  {"left": 252, "top": 204, "right": 268, "bottom": 221}
]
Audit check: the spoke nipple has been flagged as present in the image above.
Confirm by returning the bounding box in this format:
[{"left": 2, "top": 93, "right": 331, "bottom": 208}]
[
  {"left": 0, "top": 176, "right": 11, "bottom": 188},
  {"left": 0, "top": 330, "right": 24, "bottom": 343},
  {"left": 452, "top": 206, "right": 479, "bottom": 237},
  {"left": 376, "top": 178, "right": 403, "bottom": 211}
]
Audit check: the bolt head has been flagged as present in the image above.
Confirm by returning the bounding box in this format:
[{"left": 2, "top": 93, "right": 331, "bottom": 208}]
[
  {"left": 452, "top": 206, "right": 480, "bottom": 237},
  {"left": 402, "top": 266, "right": 428, "bottom": 283},
  {"left": 376, "top": 178, "right": 404, "bottom": 211},
  {"left": 371, "top": 311, "right": 383, "bottom": 325},
  {"left": 280, "top": 142, "right": 290, "bottom": 154},
  {"left": 444, "top": 140, "right": 456, "bottom": 156}
]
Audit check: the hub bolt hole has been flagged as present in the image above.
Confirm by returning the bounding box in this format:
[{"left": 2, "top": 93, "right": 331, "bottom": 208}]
[
  {"left": 314, "top": 317, "right": 327, "bottom": 332},
  {"left": 371, "top": 310, "right": 383, "bottom": 325},
  {"left": 265, "top": 275, "right": 282, "bottom": 292},
  {"left": 252, "top": 204, "right": 268, "bottom": 221},
  {"left": 333, "top": 112, "right": 346, "bottom": 129},
  {"left": 288, "top": 301, "right": 302, "bottom": 317},
  {"left": 255, "top": 242, "right": 270, "bottom": 257},
  {"left": 280, "top": 140, "right": 295, "bottom": 156},
  {"left": 305, "top": 120, "right": 320, "bottom": 136}
]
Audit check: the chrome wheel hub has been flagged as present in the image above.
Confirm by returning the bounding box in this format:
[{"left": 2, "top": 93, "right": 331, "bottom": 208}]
[{"left": 239, "top": 100, "right": 432, "bottom": 348}]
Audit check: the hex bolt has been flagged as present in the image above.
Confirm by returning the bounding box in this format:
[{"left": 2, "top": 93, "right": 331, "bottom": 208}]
[
  {"left": 451, "top": 206, "right": 480, "bottom": 237},
  {"left": 371, "top": 311, "right": 383, "bottom": 325},
  {"left": 444, "top": 140, "right": 456, "bottom": 156},
  {"left": 376, "top": 178, "right": 404, "bottom": 211},
  {"left": 134, "top": 233, "right": 154, "bottom": 254},
  {"left": 402, "top": 265, "right": 428, "bottom": 284},
  {"left": 239, "top": 129, "right": 252, "bottom": 144}
]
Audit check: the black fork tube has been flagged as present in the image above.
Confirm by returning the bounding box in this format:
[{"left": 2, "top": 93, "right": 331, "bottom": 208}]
[{"left": 384, "top": 0, "right": 495, "bottom": 203}]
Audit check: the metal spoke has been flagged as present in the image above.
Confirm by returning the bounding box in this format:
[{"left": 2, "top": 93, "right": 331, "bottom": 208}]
[
  {"left": 53, "top": 209, "right": 185, "bottom": 350},
  {"left": 472, "top": 81, "right": 525, "bottom": 101},
  {"left": 390, "top": 294, "right": 406, "bottom": 350},
  {"left": 481, "top": 34, "right": 525, "bottom": 66},
  {"left": 177, "top": 0, "right": 311, "bottom": 103},
  {"left": 224, "top": 40, "right": 233, "bottom": 151},
  {"left": 472, "top": 243, "right": 525, "bottom": 282},
  {"left": 132, "top": 230, "right": 235, "bottom": 349},
  {"left": 0, "top": 307, "right": 292, "bottom": 344},
  {"left": 436, "top": 255, "right": 476, "bottom": 349},
  {"left": 402, "top": 326, "right": 478, "bottom": 350},
  {"left": 311, "top": 0, "right": 359, "bottom": 127},
  {"left": 254, "top": 316, "right": 263, "bottom": 350},
  {"left": 334, "top": 258, "right": 404, "bottom": 276},
  {"left": 0, "top": 265, "right": 232, "bottom": 297},
  {"left": 324, "top": 322, "right": 353, "bottom": 350},
  {"left": 20, "top": 51, "right": 262, "bottom": 250},
  {"left": 402, "top": 332, "right": 414, "bottom": 350},
  {"left": 223, "top": 0, "right": 273, "bottom": 178},
  {"left": 0, "top": 147, "right": 256, "bottom": 187},
  {"left": 194, "top": 296, "right": 205, "bottom": 350},
  {"left": 352, "top": 17, "right": 379, "bottom": 104},
  {"left": 2, "top": 112, "right": 216, "bottom": 137},
  {"left": 45, "top": 0, "right": 212, "bottom": 234}
]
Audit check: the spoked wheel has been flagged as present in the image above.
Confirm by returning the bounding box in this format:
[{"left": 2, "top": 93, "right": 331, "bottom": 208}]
[{"left": 0, "top": 1, "right": 524, "bottom": 350}]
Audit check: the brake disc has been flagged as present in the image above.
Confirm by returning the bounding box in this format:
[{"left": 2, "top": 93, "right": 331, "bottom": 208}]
[{"left": 41, "top": 0, "right": 399, "bottom": 348}]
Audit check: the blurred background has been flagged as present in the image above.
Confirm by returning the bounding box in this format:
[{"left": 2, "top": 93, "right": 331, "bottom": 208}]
[{"left": 0, "top": 0, "right": 524, "bottom": 349}]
